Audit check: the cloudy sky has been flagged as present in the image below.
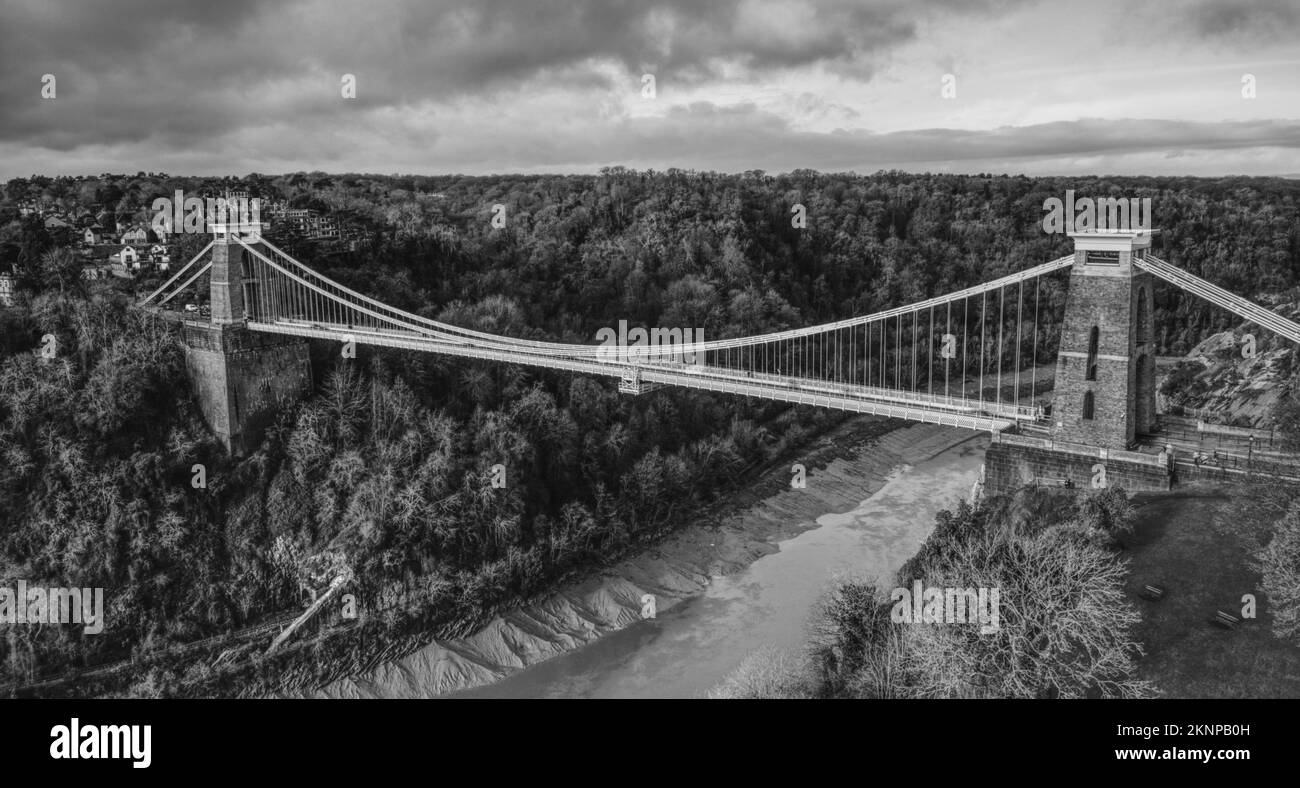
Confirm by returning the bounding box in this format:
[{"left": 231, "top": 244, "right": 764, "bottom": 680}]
[{"left": 2, "top": 0, "right": 1298, "bottom": 179}]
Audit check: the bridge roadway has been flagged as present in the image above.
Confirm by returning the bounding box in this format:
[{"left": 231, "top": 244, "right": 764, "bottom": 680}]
[{"left": 244, "top": 317, "right": 1027, "bottom": 432}]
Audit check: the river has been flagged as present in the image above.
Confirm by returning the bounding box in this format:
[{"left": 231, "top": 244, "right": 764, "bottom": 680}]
[{"left": 451, "top": 432, "right": 987, "bottom": 698}]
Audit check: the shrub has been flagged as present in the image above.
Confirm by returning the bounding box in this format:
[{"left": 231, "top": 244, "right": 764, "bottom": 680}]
[
  {"left": 707, "top": 646, "right": 815, "bottom": 699},
  {"left": 1255, "top": 501, "right": 1300, "bottom": 643},
  {"left": 800, "top": 492, "right": 1153, "bottom": 699}
]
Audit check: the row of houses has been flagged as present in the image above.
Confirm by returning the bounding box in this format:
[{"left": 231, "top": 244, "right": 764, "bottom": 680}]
[
  {"left": 0, "top": 247, "right": 170, "bottom": 301},
  {"left": 82, "top": 225, "right": 162, "bottom": 245},
  {"left": 87, "top": 245, "right": 171, "bottom": 281},
  {"left": 36, "top": 212, "right": 170, "bottom": 245},
  {"left": 261, "top": 201, "right": 342, "bottom": 240},
  {"left": 109, "top": 243, "right": 171, "bottom": 267},
  {"left": 28, "top": 197, "right": 362, "bottom": 246}
]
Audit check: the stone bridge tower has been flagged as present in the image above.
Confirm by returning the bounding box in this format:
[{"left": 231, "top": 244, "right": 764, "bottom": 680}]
[
  {"left": 985, "top": 229, "right": 1169, "bottom": 496},
  {"left": 183, "top": 218, "right": 312, "bottom": 456},
  {"left": 1049, "top": 230, "right": 1158, "bottom": 450}
]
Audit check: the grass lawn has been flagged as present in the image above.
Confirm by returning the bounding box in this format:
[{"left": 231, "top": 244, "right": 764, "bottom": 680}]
[{"left": 1122, "top": 486, "right": 1300, "bottom": 698}]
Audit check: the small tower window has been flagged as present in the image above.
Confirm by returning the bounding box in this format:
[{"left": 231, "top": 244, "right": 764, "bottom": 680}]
[
  {"left": 1136, "top": 287, "right": 1150, "bottom": 341},
  {"left": 1082, "top": 390, "right": 1095, "bottom": 420},
  {"left": 1085, "top": 326, "right": 1099, "bottom": 381}
]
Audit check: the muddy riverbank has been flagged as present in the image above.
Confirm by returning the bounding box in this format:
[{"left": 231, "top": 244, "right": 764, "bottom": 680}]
[{"left": 296, "top": 418, "right": 986, "bottom": 698}]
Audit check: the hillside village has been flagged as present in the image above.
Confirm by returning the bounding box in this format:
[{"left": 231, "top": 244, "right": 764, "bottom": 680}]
[{"left": 0, "top": 191, "right": 365, "bottom": 308}]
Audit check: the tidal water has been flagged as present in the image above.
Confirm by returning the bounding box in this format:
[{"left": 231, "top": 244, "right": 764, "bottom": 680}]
[{"left": 452, "top": 437, "right": 986, "bottom": 698}]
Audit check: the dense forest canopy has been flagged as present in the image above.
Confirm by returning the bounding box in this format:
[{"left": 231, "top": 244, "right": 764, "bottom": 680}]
[
  {"left": 2, "top": 169, "right": 1298, "bottom": 692},
  {"left": 5, "top": 169, "right": 1300, "bottom": 353}
]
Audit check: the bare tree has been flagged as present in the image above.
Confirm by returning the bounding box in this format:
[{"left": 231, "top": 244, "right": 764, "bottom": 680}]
[
  {"left": 901, "top": 527, "right": 1154, "bottom": 699},
  {"left": 708, "top": 646, "right": 815, "bottom": 699},
  {"left": 1254, "top": 500, "right": 1300, "bottom": 643}
]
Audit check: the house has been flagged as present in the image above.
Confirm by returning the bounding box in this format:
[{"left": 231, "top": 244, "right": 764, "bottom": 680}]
[
  {"left": 268, "top": 206, "right": 340, "bottom": 239},
  {"left": 82, "top": 265, "right": 113, "bottom": 281},
  {"left": 44, "top": 215, "right": 71, "bottom": 230},
  {"left": 110, "top": 245, "right": 141, "bottom": 266},
  {"left": 0, "top": 272, "right": 14, "bottom": 306},
  {"left": 147, "top": 244, "right": 171, "bottom": 269},
  {"left": 120, "top": 226, "right": 149, "bottom": 244},
  {"left": 83, "top": 225, "right": 104, "bottom": 245},
  {"left": 107, "top": 246, "right": 140, "bottom": 276}
]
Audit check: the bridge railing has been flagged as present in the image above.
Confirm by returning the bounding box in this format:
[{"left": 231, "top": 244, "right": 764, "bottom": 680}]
[
  {"left": 252, "top": 319, "right": 1019, "bottom": 432},
  {"left": 642, "top": 361, "right": 1040, "bottom": 420},
  {"left": 1174, "top": 452, "right": 1300, "bottom": 480}
]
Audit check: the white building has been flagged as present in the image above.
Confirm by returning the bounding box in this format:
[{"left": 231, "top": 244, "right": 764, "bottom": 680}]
[{"left": 112, "top": 245, "right": 141, "bottom": 266}]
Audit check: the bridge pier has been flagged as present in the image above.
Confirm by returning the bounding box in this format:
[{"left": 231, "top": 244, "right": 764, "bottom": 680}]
[
  {"left": 183, "top": 220, "right": 311, "bottom": 456},
  {"left": 983, "top": 436, "right": 1172, "bottom": 496},
  {"left": 184, "top": 323, "right": 311, "bottom": 456}
]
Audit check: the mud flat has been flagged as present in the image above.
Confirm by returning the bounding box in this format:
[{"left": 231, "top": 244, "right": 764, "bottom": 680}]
[{"left": 297, "top": 419, "right": 986, "bottom": 699}]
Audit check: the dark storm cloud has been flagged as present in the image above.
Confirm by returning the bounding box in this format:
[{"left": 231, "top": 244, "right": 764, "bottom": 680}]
[
  {"left": 1181, "top": 0, "right": 1300, "bottom": 42},
  {"left": 0, "top": 0, "right": 297, "bottom": 148},
  {"left": 2, "top": 0, "right": 1293, "bottom": 177},
  {"left": 444, "top": 103, "right": 1300, "bottom": 172},
  {"left": 0, "top": 0, "right": 1021, "bottom": 151}
]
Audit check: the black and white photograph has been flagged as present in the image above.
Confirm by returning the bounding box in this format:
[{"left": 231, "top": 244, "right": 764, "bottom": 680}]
[{"left": 0, "top": 0, "right": 1296, "bottom": 772}]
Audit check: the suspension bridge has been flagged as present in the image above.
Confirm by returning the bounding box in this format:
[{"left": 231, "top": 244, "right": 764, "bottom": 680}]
[{"left": 138, "top": 220, "right": 1300, "bottom": 487}]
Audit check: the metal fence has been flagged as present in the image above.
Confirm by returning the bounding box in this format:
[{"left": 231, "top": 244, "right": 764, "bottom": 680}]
[{"left": 1151, "top": 418, "right": 1282, "bottom": 452}]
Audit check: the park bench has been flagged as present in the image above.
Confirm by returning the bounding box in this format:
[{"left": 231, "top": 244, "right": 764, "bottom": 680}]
[
  {"left": 1139, "top": 584, "right": 1165, "bottom": 601},
  {"left": 1211, "top": 610, "right": 1240, "bottom": 630}
]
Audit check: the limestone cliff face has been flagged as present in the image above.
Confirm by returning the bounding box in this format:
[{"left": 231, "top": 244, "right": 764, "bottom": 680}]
[{"left": 1158, "top": 304, "right": 1298, "bottom": 428}]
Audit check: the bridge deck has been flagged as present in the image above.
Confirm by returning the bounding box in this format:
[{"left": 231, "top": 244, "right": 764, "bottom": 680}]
[
  {"left": 139, "top": 240, "right": 1300, "bottom": 458},
  {"left": 247, "top": 319, "right": 1021, "bottom": 432}
]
